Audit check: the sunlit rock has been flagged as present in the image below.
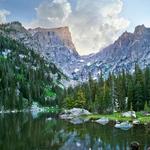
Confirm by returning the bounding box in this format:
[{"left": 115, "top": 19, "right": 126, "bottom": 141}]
[
  {"left": 122, "top": 111, "right": 136, "bottom": 118},
  {"left": 133, "top": 120, "right": 140, "bottom": 125},
  {"left": 70, "top": 117, "right": 89, "bottom": 125},
  {"left": 46, "top": 117, "right": 52, "bottom": 121},
  {"left": 60, "top": 108, "right": 91, "bottom": 120},
  {"left": 95, "top": 117, "right": 109, "bottom": 125},
  {"left": 115, "top": 121, "right": 133, "bottom": 130}
]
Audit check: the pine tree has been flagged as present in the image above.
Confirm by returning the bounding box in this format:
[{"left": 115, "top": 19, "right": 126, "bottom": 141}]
[
  {"left": 127, "top": 74, "right": 134, "bottom": 110},
  {"left": 75, "top": 88, "right": 86, "bottom": 108},
  {"left": 133, "top": 64, "right": 145, "bottom": 111},
  {"left": 144, "top": 67, "right": 150, "bottom": 106},
  {"left": 116, "top": 74, "right": 126, "bottom": 112}
]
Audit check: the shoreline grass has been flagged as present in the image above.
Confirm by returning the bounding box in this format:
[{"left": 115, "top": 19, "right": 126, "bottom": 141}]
[{"left": 81, "top": 112, "right": 150, "bottom": 124}]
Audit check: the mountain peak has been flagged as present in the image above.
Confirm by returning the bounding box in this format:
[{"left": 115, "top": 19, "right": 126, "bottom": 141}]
[
  {"left": 29, "top": 26, "right": 78, "bottom": 56},
  {"left": 121, "top": 31, "right": 132, "bottom": 38},
  {"left": 28, "top": 26, "right": 69, "bottom": 33},
  {"left": 0, "top": 21, "right": 22, "bottom": 28},
  {"left": 134, "top": 24, "right": 146, "bottom": 35},
  {"left": 0, "top": 21, "right": 27, "bottom": 34},
  {"left": 114, "top": 31, "right": 133, "bottom": 48}
]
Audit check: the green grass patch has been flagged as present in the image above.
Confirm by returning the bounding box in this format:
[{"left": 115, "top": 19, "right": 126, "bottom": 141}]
[
  {"left": 44, "top": 86, "right": 56, "bottom": 97},
  {"left": 81, "top": 112, "right": 150, "bottom": 124}
]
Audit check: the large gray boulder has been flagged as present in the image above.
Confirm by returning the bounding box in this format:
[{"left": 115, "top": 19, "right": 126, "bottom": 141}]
[
  {"left": 115, "top": 121, "right": 133, "bottom": 130},
  {"left": 95, "top": 117, "right": 109, "bottom": 125},
  {"left": 122, "top": 111, "right": 136, "bottom": 118},
  {"left": 60, "top": 108, "right": 91, "bottom": 120},
  {"left": 70, "top": 117, "right": 89, "bottom": 125}
]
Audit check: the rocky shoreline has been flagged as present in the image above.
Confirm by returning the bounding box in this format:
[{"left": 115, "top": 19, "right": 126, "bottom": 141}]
[{"left": 59, "top": 108, "right": 150, "bottom": 130}]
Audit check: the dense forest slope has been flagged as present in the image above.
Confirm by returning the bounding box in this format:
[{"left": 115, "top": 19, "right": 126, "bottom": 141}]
[
  {"left": 0, "top": 22, "right": 80, "bottom": 81},
  {"left": 64, "top": 65, "right": 150, "bottom": 112},
  {"left": 0, "top": 34, "right": 66, "bottom": 110}
]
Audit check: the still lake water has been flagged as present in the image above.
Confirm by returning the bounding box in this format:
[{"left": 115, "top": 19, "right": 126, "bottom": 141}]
[{"left": 0, "top": 113, "right": 150, "bottom": 150}]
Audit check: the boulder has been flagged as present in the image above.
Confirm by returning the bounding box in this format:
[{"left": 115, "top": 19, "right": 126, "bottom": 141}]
[
  {"left": 95, "top": 117, "right": 109, "bottom": 125},
  {"left": 122, "top": 111, "right": 136, "bottom": 118},
  {"left": 70, "top": 117, "right": 89, "bottom": 125},
  {"left": 142, "top": 112, "right": 150, "bottom": 116},
  {"left": 133, "top": 120, "right": 140, "bottom": 125},
  {"left": 60, "top": 108, "right": 91, "bottom": 120},
  {"left": 130, "top": 141, "right": 140, "bottom": 150},
  {"left": 46, "top": 117, "right": 52, "bottom": 121},
  {"left": 115, "top": 121, "right": 133, "bottom": 130}
]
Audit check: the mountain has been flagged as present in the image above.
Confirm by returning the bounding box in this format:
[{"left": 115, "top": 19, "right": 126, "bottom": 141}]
[
  {"left": 28, "top": 26, "right": 77, "bottom": 55},
  {"left": 1, "top": 22, "right": 150, "bottom": 83},
  {"left": 0, "top": 22, "right": 80, "bottom": 81},
  {"left": 0, "top": 34, "right": 66, "bottom": 110},
  {"left": 77, "top": 24, "right": 150, "bottom": 80}
]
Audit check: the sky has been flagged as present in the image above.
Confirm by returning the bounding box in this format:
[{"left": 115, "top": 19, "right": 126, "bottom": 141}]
[{"left": 0, "top": 0, "right": 150, "bottom": 55}]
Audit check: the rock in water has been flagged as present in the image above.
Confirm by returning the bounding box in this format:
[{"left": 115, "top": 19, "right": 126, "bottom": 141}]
[
  {"left": 122, "top": 111, "right": 136, "bottom": 118},
  {"left": 70, "top": 117, "right": 89, "bottom": 125},
  {"left": 46, "top": 117, "right": 52, "bottom": 121},
  {"left": 130, "top": 141, "right": 140, "bottom": 150},
  {"left": 115, "top": 122, "right": 133, "bottom": 130},
  {"left": 133, "top": 120, "right": 140, "bottom": 125},
  {"left": 60, "top": 108, "right": 91, "bottom": 120},
  {"left": 95, "top": 117, "right": 109, "bottom": 125}
]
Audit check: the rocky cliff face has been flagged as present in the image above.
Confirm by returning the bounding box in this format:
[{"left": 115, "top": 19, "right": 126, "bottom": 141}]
[
  {"left": 0, "top": 22, "right": 80, "bottom": 82},
  {"left": 28, "top": 26, "right": 78, "bottom": 56},
  {"left": 78, "top": 25, "right": 150, "bottom": 80},
  {"left": 1, "top": 22, "right": 150, "bottom": 84}
]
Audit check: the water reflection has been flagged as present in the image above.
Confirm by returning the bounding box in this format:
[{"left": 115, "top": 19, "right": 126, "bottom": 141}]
[{"left": 0, "top": 113, "right": 150, "bottom": 150}]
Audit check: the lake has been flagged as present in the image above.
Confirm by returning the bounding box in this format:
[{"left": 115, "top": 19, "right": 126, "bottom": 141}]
[{"left": 0, "top": 113, "right": 150, "bottom": 150}]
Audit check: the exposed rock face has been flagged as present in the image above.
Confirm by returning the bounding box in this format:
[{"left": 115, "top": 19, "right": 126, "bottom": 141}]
[
  {"left": 77, "top": 25, "right": 150, "bottom": 80},
  {"left": 1, "top": 22, "right": 150, "bottom": 84},
  {"left": 0, "top": 22, "right": 80, "bottom": 83},
  {"left": 28, "top": 26, "right": 78, "bottom": 55}
]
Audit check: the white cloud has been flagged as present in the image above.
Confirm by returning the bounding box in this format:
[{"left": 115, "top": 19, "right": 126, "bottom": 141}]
[
  {"left": 26, "top": 0, "right": 130, "bottom": 55},
  {"left": 28, "top": 0, "right": 71, "bottom": 28},
  {"left": 0, "top": 9, "right": 10, "bottom": 23}
]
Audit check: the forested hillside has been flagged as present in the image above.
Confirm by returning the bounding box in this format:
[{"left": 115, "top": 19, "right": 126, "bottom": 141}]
[
  {"left": 64, "top": 65, "right": 150, "bottom": 113},
  {"left": 0, "top": 34, "right": 66, "bottom": 110}
]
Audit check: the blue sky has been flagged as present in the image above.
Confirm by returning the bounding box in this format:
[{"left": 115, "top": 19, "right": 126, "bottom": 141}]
[
  {"left": 0, "top": 0, "right": 42, "bottom": 22},
  {"left": 1, "top": 0, "right": 150, "bottom": 30},
  {"left": 0, "top": 0, "right": 76, "bottom": 22},
  {"left": 0, "top": 0, "right": 150, "bottom": 55},
  {"left": 122, "top": 0, "right": 150, "bottom": 31}
]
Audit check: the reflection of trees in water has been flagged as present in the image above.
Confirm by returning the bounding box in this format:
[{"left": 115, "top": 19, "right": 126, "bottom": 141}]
[
  {"left": 0, "top": 114, "right": 150, "bottom": 150},
  {"left": 0, "top": 113, "right": 69, "bottom": 150},
  {"left": 60, "top": 122, "right": 150, "bottom": 150}
]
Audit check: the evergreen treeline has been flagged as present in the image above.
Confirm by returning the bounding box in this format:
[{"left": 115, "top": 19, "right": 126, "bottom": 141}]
[
  {"left": 64, "top": 65, "right": 150, "bottom": 113},
  {"left": 0, "top": 34, "right": 65, "bottom": 110}
]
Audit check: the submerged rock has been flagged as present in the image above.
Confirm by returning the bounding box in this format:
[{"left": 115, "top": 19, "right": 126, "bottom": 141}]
[
  {"left": 95, "top": 117, "right": 109, "bottom": 125},
  {"left": 130, "top": 141, "right": 140, "bottom": 150},
  {"left": 60, "top": 108, "right": 91, "bottom": 120},
  {"left": 122, "top": 111, "right": 136, "bottom": 118}
]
